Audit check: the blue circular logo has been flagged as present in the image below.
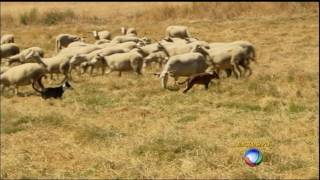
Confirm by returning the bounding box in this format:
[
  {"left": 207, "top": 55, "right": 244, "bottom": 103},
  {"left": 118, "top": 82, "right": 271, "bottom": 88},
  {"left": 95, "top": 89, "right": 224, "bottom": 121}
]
[{"left": 243, "top": 148, "right": 263, "bottom": 167}]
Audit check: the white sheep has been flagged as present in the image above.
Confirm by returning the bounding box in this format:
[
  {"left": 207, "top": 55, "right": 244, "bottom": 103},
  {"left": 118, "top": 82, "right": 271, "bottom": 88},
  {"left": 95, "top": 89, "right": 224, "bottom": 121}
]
[
  {"left": 0, "top": 66, "right": 10, "bottom": 75},
  {"left": 208, "top": 46, "right": 251, "bottom": 78},
  {"left": 55, "top": 34, "right": 82, "bottom": 53},
  {"left": 165, "top": 25, "right": 191, "bottom": 39},
  {"left": 0, "top": 51, "right": 48, "bottom": 95},
  {"left": 94, "top": 39, "right": 111, "bottom": 45},
  {"left": 1, "top": 34, "right": 14, "bottom": 44},
  {"left": 67, "top": 41, "right": 90, "bottom": 48},
  {"left": 121, "top": 27, "right": 137, "bottom": 36},
  {"left": 8, "top": 47, "right": 44, "bottom": 65},
  {"left": 101, "top": 47, "right": 151, "bottom": 76},
  {"left": 209, "top": 40, "right": 256, "bottom": 62},
  {"left": 159, "top": 44, "right": 213, "bottom": 89},
  {"left": 92, "top": 30, "right": 111, "bottom": 40},
  {"left": 44, "top": 45, "right": 101, "bottom": 80},
  {"left": 111, "top": 35, "right": 141, "bottom": 44},
  {"left": 143, "top": 51, "right": 169, "bottom": 69}
]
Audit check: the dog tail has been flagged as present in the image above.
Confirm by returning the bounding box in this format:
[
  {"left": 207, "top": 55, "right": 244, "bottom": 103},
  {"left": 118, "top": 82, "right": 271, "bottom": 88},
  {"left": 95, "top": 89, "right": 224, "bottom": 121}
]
[{"left": 177, "top": 78, "right": 189, "bottom": 85}]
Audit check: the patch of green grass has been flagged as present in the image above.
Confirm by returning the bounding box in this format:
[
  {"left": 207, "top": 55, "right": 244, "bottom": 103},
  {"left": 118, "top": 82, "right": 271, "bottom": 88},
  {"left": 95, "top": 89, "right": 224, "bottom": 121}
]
[
  {"left": 1, "top": 115, "right": 35, "bottom": 134},
  {"left": 1, "top": 113, "right": 65, "bottom": 134},
  {"left": 74, "top": 86, "right": 119, "bottom": 110},
  {"left": 288, "top": 102, "right": 306, "bottom": 113},
  {"left": 133, "top": 136, "right": 210, "bottom": 162},
  {"left": 277, "top": 158, "right": 307, "bottom": 172},
  {"left": 217, "top": 101, "right": 262, "bottom": 112},
  {"left": 247, "top": 78, "right": 281, "bottom": 98},
  {"left": 177, "top": 115, "right": 197, "bottom": 123},
  {"left": 84, "top": 95, "right": 116, "bottom": 108},
  {"left": 75, "top": 125, "right": 126, "bottom": 145},
  {"left": 39, "top": 113, "right": 64, "bottom": 126},
  {"left": 261, "top": 99, "right": 282, "bottom": 113},
  {"left": 42, "top": 9, "right": 76, "bottom": 25},
  {"left": 19, "top": 7, "right": 38, "bottom": 25}
]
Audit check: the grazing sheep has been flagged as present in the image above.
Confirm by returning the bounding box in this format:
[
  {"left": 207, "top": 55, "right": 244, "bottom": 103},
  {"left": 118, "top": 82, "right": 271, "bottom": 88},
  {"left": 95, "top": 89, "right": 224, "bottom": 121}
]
[
  {"left": 165, "top": 25, "right": 191, "bottom": 39},
  {"left": 101, "top": 47, "right": 150, "bottom": 76},
  {"left": 0, "top": 43, "right": 20, "bottom": 60},
  {"left": 159, "top": 44, "right": 213, "bottom": 89},
  {"left": 8, "top": 47, "right": 44, "bottom": 65},
  {"left": 0, "top": 51, "right": 48, "bottom": 95},
  {"left": 56, "top": 34, "right": 82, "bottom": 53},
  {"left": 1, "top": 34, "right": 14, "bottom": 44},
  {"left": 92, "top": 30, "right": 111, "bottom": 40},
  {"left": 178, "top": 71, "right": 220, "bottom": 93},
  {"left": 121, "top": 27, "right": 137, "bottom": 36}
]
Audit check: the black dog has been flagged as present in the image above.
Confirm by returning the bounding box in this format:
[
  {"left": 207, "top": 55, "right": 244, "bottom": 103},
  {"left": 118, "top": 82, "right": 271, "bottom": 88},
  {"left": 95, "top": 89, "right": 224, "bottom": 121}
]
[
  {"left": 178, "top": 72, "right": 220, "bottom": 93},
  {"left": 32, "top": 75, "right": 73, "bottom": 99}
]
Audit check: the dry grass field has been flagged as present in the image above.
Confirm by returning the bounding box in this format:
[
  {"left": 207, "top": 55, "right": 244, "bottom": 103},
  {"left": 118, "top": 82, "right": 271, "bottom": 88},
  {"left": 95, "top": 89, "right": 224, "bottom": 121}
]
[{"left": 0, "top": 2, "right": 319, "bottom": 179}]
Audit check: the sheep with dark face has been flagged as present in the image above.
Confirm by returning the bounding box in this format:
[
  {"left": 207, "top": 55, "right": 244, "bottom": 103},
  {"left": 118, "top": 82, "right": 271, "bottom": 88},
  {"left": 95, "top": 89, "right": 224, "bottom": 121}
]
[
  {"left": 0, "top": 43, "right": 20, "bottom": 60},
  {"left": 55, "top": 34, "right": 82, "bottom": 53},
  {"left": 1, "top": 34, "right": 14, "bottom": 44}
]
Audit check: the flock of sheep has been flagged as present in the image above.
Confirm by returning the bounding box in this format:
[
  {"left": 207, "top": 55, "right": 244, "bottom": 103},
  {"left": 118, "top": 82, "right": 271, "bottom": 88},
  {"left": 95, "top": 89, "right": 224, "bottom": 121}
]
[{"left": 0, "top": 25, "right": 256, "bottom": 96}]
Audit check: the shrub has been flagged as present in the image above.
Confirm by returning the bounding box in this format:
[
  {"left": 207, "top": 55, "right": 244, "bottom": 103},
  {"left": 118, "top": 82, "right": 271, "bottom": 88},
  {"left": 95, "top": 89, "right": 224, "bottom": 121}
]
[
  {"left": 19, "top": 7, "right": 38, "bottom": 25},
  {"left": 42, "top": 9, "right": 75, "bottom": 25}
]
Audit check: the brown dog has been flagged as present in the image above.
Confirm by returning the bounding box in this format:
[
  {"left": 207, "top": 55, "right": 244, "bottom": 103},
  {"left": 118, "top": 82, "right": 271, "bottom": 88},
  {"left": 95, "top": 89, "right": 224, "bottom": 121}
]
[{"left": 178, "top": 72, "right": 220, "bottom": 93}]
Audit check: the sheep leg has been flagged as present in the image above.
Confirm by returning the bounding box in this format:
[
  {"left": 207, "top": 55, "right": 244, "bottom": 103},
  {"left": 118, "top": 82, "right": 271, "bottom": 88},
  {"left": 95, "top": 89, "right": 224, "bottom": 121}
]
[
  {"left": 0, "top": 85, "right": 5, "bottom": 94},
  {"left": 90, "top": 66, "right": 94, "bottom": 75},
  {"left": 232, "top": 64, "right": 241, "bottom": 79},
  {"left": 243, "top": 64, "right": 252, "bottom": 77},
  {"left": 14, "top": 86, "right": 19, "bottom": 96},
  {"left": 101, "top": 66, "right": 106, "bottom": 75},
  {"left": 105, "top": 69, "right": 113, "bottom": 75},
  {"left": 173, "top": 77, "right": 179, "bottom": 86},
  {"left": 225, "top": 69, "right": 232, "bottom": 77},
  {"left": 118, "top": 71, "right": 122, "bottom": 77},
  {"left": 50, "top": 73, "right": 54, "bottom": 80}
]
